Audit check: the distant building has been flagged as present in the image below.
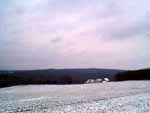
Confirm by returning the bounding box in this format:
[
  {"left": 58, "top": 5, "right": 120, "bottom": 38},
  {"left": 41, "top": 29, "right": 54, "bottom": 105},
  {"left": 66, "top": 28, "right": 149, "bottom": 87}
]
[
  {"left": 85, "top": 78, "right": 110, "bottom": 84},
  {"left": 95, "top": 78, "right": 103, "bottom": 83},
  {"left": 103, "top": 78, "right": 110, "bottom": 83},
  {"left": 85, "top": 79, "right": 95, "bottom": 84}
]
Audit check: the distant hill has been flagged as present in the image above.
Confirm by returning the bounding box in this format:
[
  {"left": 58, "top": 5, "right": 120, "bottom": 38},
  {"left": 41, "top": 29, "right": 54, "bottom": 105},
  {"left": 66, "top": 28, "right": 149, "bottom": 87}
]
[{"left": 0, "top": 68, "right": 123, "bottom": 88}]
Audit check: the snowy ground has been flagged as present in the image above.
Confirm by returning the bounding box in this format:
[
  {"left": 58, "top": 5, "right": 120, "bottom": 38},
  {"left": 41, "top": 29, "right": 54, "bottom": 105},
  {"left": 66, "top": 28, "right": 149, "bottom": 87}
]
[{"left": 0, "top": 81, "right": 150, "bottom": 113}]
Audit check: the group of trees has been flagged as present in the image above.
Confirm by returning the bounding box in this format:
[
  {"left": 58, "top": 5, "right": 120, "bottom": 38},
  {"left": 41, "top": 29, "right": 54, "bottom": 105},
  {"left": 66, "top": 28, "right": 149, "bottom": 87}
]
[
  {"left": 0, "top": 74, "right": 74, "bottom": 88},
  {"left": 115, "top": 68, "right": 150, "bottom": 81}
]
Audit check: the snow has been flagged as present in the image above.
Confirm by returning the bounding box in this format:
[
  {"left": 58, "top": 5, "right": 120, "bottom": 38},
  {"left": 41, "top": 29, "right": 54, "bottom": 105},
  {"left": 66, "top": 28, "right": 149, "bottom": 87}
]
[{"left": 0, "top": 81, "right": 150, "bottom": 113}]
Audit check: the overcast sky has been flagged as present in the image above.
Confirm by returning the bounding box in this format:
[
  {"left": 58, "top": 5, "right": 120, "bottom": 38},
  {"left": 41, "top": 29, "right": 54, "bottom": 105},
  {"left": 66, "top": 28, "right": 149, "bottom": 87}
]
[{"left": 0, "top": 0, "right": 150, "bottom": 70}]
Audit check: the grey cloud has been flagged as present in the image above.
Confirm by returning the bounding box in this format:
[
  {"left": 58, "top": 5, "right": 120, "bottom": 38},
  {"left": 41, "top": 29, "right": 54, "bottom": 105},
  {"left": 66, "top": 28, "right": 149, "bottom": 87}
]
[
  {"left": 98, "top": 12, "right": 150, "bottom": 40},
  {"left": 51, "top": 37, "right": 62, "bottom": 43},
  {"left": 115, "top": 14, "right": 150, "bottom": 39}
]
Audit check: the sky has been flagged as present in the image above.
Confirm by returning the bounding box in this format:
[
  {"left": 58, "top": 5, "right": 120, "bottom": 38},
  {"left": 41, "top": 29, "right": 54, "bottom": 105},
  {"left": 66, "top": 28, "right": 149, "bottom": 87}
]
[{"left": 0, "top": 0, "right": 150, "bottom": 70}]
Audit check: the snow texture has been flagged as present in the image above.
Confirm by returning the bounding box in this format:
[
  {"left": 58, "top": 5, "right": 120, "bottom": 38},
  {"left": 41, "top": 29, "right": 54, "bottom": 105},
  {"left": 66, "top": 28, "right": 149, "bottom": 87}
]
[{"left": 0, "top": 81, "right": 150, "bottom": 113}]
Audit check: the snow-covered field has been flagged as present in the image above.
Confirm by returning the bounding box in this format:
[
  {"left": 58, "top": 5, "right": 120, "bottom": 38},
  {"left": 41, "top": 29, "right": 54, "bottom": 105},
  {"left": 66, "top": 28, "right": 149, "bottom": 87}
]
[{"left": 0, "top": 81, "right": 150, "bottom": 113}]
